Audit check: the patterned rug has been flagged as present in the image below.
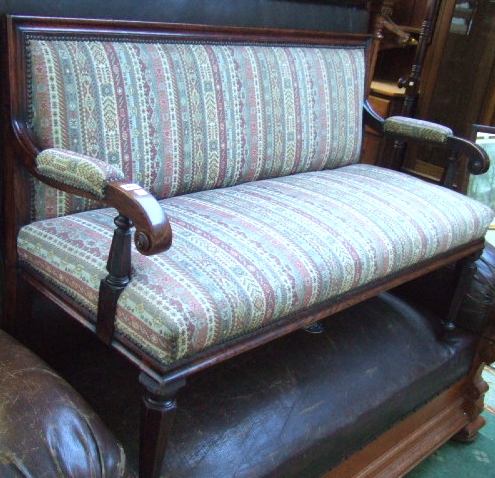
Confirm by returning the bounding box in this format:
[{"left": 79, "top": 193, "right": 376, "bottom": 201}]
[{"left": 407, "top": 367, "right": 495, "bottom": 478}]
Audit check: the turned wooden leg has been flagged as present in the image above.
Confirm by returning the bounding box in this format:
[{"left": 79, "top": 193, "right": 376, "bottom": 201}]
[
  {"left": 443, "top": 251, "right": 483, "bottom": 331},
  {"left": 139, "top": 373, "right": 186, "bottom": 478},
  {"left": 454, "top": 415, "right": 486, "bottom": 443}
]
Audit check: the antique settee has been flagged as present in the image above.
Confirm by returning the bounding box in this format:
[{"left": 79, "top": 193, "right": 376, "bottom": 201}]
[{"left": 1, "top": 11, "right": 495, "bottom": 478}]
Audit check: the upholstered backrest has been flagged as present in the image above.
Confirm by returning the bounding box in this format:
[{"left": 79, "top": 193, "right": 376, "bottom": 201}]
[{"left": 27, "top": 36, "right": 366, "bottom": 220}]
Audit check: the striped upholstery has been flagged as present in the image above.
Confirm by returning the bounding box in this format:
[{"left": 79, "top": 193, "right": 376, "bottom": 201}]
[
  {"left": 18, "top": 165, "right": 494, "bottom": 365},
  {"left": 19, "top": 33, "right": 495, "bottom": 367},
  {"left": 28, "top": 38, "right": 365, "bottom": 220},
  {"left": 36, "top": 148, "right": 125, "bottom": 198}
]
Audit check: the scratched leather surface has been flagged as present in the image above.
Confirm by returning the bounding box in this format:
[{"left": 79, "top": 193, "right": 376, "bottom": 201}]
[
  {"left": 0, "top": 330, "right": 129, "bottom": 478},
  {"left": 457, "top": 242, "right": 495, "bottom": 332},
  {"left": 160, "top": 292, "right": 477, "bottom": 477}
]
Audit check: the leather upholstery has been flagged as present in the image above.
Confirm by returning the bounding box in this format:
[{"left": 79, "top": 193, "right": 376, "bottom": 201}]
[
  {"left": 395, "top": 242, "right": 495, "bottom": 333},
  {"left": 0, "top": 329, "right": 129, "bottom": 478},
  {"left": 151, "top": 292, "right": 476, "bottom": 477},
  {"left": 457, "top": 242, "right": 495, "bottom": 332}
]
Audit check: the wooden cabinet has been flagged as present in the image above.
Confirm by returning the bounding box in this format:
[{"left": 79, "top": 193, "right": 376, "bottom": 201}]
[
  {"left": 364, "top": 0, "right": 495, "bottom": 185},
  {"left": 403, "top": 0, "right": 495, "bottom": 189},
  {"left": 419, "top": 0, "right": 495, "bottom": 135}
]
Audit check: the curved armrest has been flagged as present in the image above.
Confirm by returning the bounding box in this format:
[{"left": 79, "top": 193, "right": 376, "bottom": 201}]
[
  {"left": 35, "top": 148, "right": 172, "bottom": 256},
  {"left": 446, "top": 136, "right": 490, "bottom": 175},
  {"left": 363, "top": 103, "right": 489, "bottom": 175},
  {"left": 105, "top": 181, "right": 172, "bottom": 256}
]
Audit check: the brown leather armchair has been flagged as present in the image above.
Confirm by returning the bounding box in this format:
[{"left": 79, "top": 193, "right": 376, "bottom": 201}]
[{"left": 0, "top": 329, "right": 131, "bottom": 478}]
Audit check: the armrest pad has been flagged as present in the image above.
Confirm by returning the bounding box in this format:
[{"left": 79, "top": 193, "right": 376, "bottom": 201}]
[
  {"left": 36, "top": 148, "right": 125, "bottom": 198},
  {"left": 383, "top": 116, "right": 453, "bottom": 145},
  {"left": 382, "top": 117, "right": 489, "bottom": 175},
  {"left": 364, "top": 103, "right": 489, "bottom": 176},
  {"left": 36, "top": 148, "right": 172, "bottom": 256}
]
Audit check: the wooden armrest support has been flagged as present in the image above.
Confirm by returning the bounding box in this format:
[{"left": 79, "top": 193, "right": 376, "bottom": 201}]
[
  {"left": 105, "top": 182, "right": 172, "bottom": 256},
  {"left": 364, "top": 99, "right": 385, "bottom": 133}
]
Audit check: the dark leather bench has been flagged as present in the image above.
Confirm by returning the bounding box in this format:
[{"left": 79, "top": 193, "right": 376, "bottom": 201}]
[{"left": 156, "top": 291, "right": 480, "bottom": 477}]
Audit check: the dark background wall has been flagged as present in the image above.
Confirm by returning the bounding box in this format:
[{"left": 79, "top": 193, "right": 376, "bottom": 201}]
[{"left": 0, "top": 0, "right": 370, "bottom": 32}]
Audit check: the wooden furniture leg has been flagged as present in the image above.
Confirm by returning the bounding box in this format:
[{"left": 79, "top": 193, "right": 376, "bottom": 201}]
[
  {"left": 97, "top": 213, "right": 133, "bottom": 344},
  {"left": 444, "top": 250, "right": 483, "bottom": 331},
  {"left": 139, "top": 373, "right": 186, "bottom": 478}
]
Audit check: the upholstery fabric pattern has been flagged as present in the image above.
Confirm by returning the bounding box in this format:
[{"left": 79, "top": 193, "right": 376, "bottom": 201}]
[
  {"left": 28, "top": 38, "right": 365, "bottom": 220},
  {"left": 37, "top": 148, "right": 125, "bottom": 198},
  {"left": 383, "top": 116, "right": 453, "bottom": 145},
  {"left": 17, "top": 164, "right": 494, "bottom": 366}
]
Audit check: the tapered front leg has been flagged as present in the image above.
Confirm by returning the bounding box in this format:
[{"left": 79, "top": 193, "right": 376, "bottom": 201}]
[
  {"left": 139, "top": 373, "right": 186, "bottom": 478},
  {"left": 443, "top": 250, "right": 483, "bottom": 331}
]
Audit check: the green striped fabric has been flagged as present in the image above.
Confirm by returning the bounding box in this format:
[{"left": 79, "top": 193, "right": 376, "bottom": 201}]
[
  {"left": 28, "top": 38, "right": 365, "bottom": 220},
  {"left": 18, "top": 165, "right": 494, "bottom": 365}
]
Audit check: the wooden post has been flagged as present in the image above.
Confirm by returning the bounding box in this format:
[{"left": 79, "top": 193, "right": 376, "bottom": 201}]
[
  {"left": 139, "top": 373, "right": 187, "bottom": 478},
  {"left": 96, "top": 213, "right": 132, "bottom": 344},
  {"left": 392, "top": 0, "right": 443, "bottom": 169},
  {"left": 443, "top": 250, "right": 483, "bottom": 332}
]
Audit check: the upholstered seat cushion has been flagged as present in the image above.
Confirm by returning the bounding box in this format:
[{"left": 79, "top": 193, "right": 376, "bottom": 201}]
[{"left": 17, "top": 163, "right": 493, "bottom": 366}]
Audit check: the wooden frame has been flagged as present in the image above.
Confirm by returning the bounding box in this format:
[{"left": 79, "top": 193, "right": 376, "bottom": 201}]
[{"left": 325, "top": 378, "right": 477, "bottom": 477}]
